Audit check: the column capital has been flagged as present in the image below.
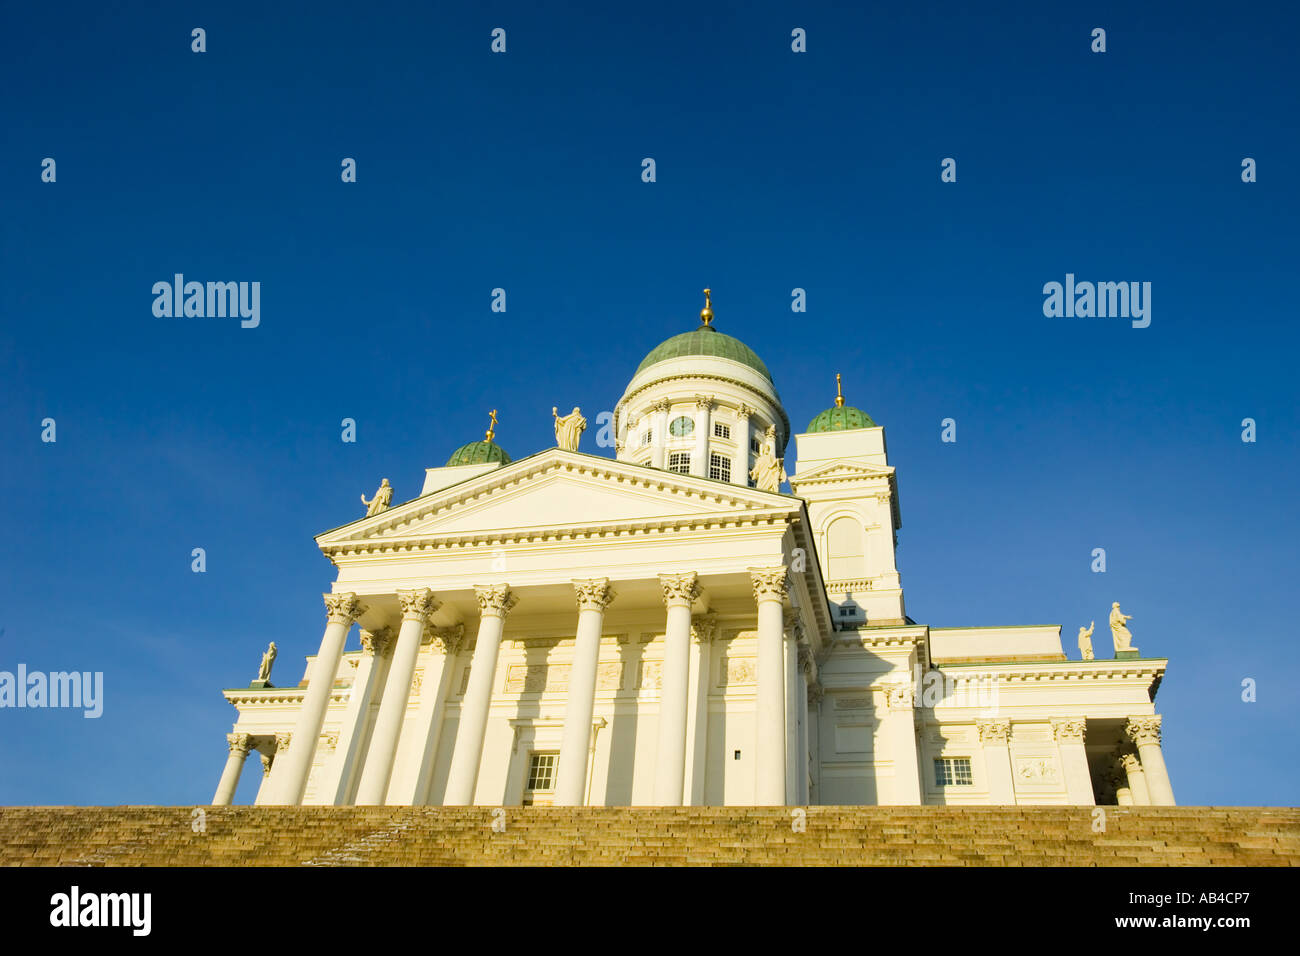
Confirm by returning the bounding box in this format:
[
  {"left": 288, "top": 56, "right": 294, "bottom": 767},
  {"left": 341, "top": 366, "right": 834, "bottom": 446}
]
[
  {"left": 397, "top": 587, "right": 441, "bottom": 625},
  {"left": 806, "top": 682, "right": 824, "bottom": 706},
  {"left": 226, "top": 732, "right": 252, "bottom": 757},
  {"left": 651, "top": 398, "right": 672, "bottom": 413},
  {"left": 259, "top": 752, "right": 274, "bottom": 776},
  {"left": 976, "top": 718, "right": 1011, "bottom": 745},
  {"left": 659, "top": 572, "right": 702, "bottom": 608},
  {"left": 274, "top": 731, "right": 292, "bottom": 753},
  {"left": 475, "top": 583, "right": 518, "bottom": 618},
  {"left": 694, "top": 394, "right": 716, "bottom": 410},
  {"left": 1119, "top": 751, "right": 1143, "bottom": 775},
  {"left": 359, "top": 627, "right": 394, "bottom": 657},
  {"left": 736, "top": 403, "right": 755, "bottom": 419},
  {"left": 690, "top": 614, "right": 718, "bottom": 644},
  {"left": 884, "top": 682, "right": 914, "bottom": 713},
  {"left": 573, "top": 578, "right": 616, "bottom": 612},
  {"left": 1125, "top": 715, "right": 1162, "bottom": 746},
  {"left": 427, "top": 624, "right": 465, "bottom": 655},
  {"left": 323, "top": 592, "right": 368, "bottom": 625},
  {"left": 749, "top": 566, "right": 790, "bottom": 603},
  {"left": 1051, "top": 717, "right": 1088, "bottom": 743}
]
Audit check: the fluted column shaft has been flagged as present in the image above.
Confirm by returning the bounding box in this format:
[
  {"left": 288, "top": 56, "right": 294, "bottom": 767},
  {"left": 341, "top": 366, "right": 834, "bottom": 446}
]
[
  {"left": 752, "top": 567, "right": 789, "bottom": 806},
  {"left": 355, "top": 589, "right": 439, "bottom": 804},
  {"left": 274, "top": 592, "right": 366, "bottom": 804},
  {"left": 556, "top": 579, "right": 616, "bottom": 805},
  {"left": 212, "top": 733, "right": 251, "bottom": 805},
  {"left": 1127, "top": 717, "right": 1175, "bottom": 805},
  {"left": 444, "top": 585, "right": 517, "bottom": 805},
  {"left": 654, "top": 573, "right": 701, "bottom": 805}
]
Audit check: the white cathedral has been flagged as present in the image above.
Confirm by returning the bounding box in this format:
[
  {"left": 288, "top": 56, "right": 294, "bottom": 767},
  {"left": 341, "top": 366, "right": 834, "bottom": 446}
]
[{"left": 214, "top": 293, "right": 1175, "bottom": 809}]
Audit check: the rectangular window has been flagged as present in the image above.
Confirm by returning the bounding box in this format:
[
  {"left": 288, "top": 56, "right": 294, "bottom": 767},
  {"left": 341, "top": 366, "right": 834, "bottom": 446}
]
[
  {"left": 934, "top": 757, "right": 973, "bottom": 787},
  {"left": 641, "top": 429, "right": 652, "bottom": 448},
  {"left": 668, "top": 451, "right": 691, "bottom": 474},
  {"left": 708, "top": 452, "right": 731, "bottom": 482},
  {"left": 526, "top": 752, "right": 559, "bottom": 792},
  {"left": 750, "top": 436, "right": 761, "bottom": 454},
  {"left": 714, "top": 422, "right": 730, "bottom": 439}
]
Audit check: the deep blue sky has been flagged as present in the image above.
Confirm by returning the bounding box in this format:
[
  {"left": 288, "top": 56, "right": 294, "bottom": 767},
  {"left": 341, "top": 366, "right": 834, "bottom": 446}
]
[{"left": 1, "top": 2, "right": 1296, "bottom": 806}]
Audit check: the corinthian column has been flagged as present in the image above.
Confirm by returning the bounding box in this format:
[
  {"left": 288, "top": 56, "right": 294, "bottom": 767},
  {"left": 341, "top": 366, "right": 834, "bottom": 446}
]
[
  {"left": 1126, "top": 716, "right": 1175, "bottom": 805},
  {"left": 884, "top": 682, "right": 921, "bottom": 804},
  {"left": 444, "top": 584, "right": 518, "bottom": 805},
  {"left": 1052, "top": 717, "right": 1095, "bottom": 805},
  {"left": 654, "top": 572, "right": 701, "bottom": 805},
  {"left": 1119, "top": 751, "right": 1151, "bottom": 805},
  {"left": 751, "top": 566, "right": 789, "bottom": 805},
  {"left": 212, "top": 733, "right": 251, "bottom": 805},
  {"left": 976, "top": 719, "right": 1015, "bottom": 804},
  {"left": 732, "top": 405, "right": 753, "bottom": 486},
  {"left": 650, "top": 399, "right": 671, "bottom": 470},
  {"left": 273, "top": 592, "right": 367, "bottom": 804},
  {"left": 691, "top": 395, "right": 714, "bottom": 478},
  {"left": 319, "top": 627, "right": 392, "bottom": 804},
  {"left": 355, "top": 588, "right": 440, "bottom": 804},
  {"left": 555, "top": 578, "right": 616, "bottom": 805}
]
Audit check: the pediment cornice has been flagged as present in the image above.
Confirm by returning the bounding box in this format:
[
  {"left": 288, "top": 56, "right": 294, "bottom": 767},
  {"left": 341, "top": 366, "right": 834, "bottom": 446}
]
[
  {"left": 316, "top": 450, "right": 801, "bottom": 559},
  {"left": 789, "top": 460, "right": 895, "bottom": 485}
]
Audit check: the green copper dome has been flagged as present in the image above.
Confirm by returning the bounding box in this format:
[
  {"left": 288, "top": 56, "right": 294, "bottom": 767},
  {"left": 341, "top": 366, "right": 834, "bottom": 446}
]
[
  {"left": 635, "top": 326, "right": 772, "bottom": 382},
  {"left": 446, "top": 440, "right": 513, "bottom": 467},
  {"left": 807, "top": 405, "right": 876, "bottom": 432}
]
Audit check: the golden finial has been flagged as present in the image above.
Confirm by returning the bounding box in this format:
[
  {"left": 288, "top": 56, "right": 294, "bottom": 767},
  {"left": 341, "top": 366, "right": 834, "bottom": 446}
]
[
  {"left": 699, "top": 288, "right": 714, "bottom": 326},
  {"left": 485, "top": 409, "right": 498, "bottom": 442},
  {"left": 835, "top": 373, "right": 845, "bottom": 408}
]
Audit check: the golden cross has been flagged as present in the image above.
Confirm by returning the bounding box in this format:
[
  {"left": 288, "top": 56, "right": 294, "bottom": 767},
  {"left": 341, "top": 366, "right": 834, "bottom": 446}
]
[
  {"left": 835, "top": 373, "right": 844, "bottom": 408},
  {"left": 700, "top": 288, "right": 714, "bottom": 326},
  {"left": 485, "top": 409, "right": 498, "bottom": 441}
]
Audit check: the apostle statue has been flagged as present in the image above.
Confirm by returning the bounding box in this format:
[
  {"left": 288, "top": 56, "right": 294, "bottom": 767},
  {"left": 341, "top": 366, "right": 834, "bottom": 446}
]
[
  {"left": 749, "top": 424, "right": 787, "bottom": 492},
  {"left": 1109, "top": 602, "right": 1136, "bottom": 653},
  {"left": 257, "top": 641, "right": 278, "bottom": 682},
  {"left": 361, "top": 478, "right": 393, "bottom": 517},
  {"left": 1077, "top": 622, "right": 1094, "bottom": 661},
  {"left": 553, "top": 406, "right": 587, "bottom": 451}
]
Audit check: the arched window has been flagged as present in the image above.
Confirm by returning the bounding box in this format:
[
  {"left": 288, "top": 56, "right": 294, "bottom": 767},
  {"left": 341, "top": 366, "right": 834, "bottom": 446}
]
[{"left": 826, "top": 516, "right": 867, "bottom": 581}]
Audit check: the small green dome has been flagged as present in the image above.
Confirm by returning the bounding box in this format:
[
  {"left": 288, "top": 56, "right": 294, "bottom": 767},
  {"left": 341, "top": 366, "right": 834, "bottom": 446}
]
[
  {"left": 636, "top": 326, "right": 772, "bottom": 382},
  {"left": 446, "top": 440, "right": 513, "bottom": 467},
  {"left": 807, "top": 405, "right": 876, "bottom": 432}
]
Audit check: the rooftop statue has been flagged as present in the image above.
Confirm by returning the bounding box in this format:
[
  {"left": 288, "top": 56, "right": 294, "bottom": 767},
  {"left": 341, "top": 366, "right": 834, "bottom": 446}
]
[
  {"left": 1109, "top": 602, "right": 1136, "bottom": 654},
  {"left": 749, "top": 424, "right": 787, "bottom": 493},
  {"left": 257, "top": 641, "right": 277, "bottom": 683},
  {"left": 361, "top": 478, "right": 393, "bottom": 517},
  {"left": 553, "top": 406, "right": 587, "bottom": 451},
  {"left": 1077, "top": 622, "right": 1094, "bottom": 661}
]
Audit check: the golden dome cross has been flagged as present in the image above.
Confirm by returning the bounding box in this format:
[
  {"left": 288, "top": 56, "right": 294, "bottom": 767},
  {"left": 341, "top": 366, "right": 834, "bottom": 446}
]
[{"left": 700, "top": 288, "right": 714, "bottom": 326}]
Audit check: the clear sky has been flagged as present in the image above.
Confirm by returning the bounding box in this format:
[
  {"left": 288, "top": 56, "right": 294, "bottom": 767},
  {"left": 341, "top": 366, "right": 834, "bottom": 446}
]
[{"left": 1, "top": 2, "right": 1296, "bottom": 806}]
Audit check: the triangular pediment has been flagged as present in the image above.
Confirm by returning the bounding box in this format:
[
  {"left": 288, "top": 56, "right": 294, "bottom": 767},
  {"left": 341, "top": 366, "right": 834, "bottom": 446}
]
[
  {"left": 790, "top": 460, "right": 895, "bottom": 483},
  {"left": 317, "top": 450, "right": 798, "bottom": 548}
]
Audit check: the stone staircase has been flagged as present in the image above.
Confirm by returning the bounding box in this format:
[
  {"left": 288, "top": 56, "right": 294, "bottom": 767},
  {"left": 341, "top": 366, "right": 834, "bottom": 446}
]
[{"left": 1, "top": 806, "right": 1296, "bottom": 866}]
